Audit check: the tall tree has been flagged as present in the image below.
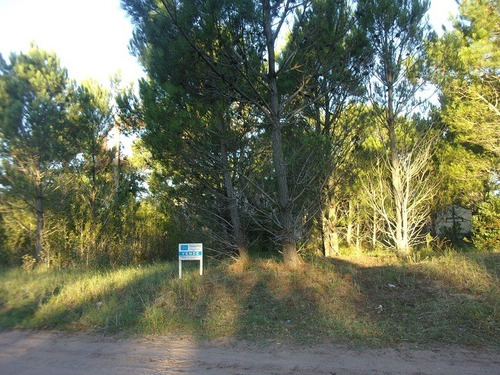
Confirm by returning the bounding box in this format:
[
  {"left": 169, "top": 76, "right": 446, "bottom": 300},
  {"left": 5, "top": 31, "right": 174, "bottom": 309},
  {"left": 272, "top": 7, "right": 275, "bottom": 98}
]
[
  {"left": 124, "top": 0, "right": 253, "bottom": 260},
  {"left": 75, "top": 80, "right": 114, "bottom": 220},
  {"left": 140, "top": 79, "right": 252, "bottom": 260},
  {"left": 430, "top": 0, "right": 499, "bottom": 208},
  {"left": 123, "top": 0, "right": 363, "bottom": 266},
  {"left": 280, "top": 0, "right": 368, "bottom": 257},
  {"left": 123, "top": 0, "right": 302, "bottom": 265},
  {"left": 435, "top": 0, "right": 499, "bottom": 157},
  {"left": 0, "top": 45, "right": 78, "bottom": 261},
  {"left": 70, "top": 80, "right": 115, "bottom": 264},
  {"left": 357, "top": 0, "right": 435, "bottom": 255},
  {"left": 363, "top": 130, "right": 438, "bottom": 251}
]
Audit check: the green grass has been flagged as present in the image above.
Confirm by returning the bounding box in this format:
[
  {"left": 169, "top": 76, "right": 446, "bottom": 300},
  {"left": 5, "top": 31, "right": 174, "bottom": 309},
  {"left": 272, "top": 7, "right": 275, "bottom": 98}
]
[{"left": 0, "top": 252, "right": 498, "bottom": 347}]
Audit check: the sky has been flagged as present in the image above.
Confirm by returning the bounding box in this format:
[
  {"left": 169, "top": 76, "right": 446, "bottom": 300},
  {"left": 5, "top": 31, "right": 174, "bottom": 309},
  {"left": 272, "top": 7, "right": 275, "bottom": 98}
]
[
  {"left": 0, "top": 0, "right": 144, "bottom": 87},
  {"left": 0, "top": 0, "right": 459, "bottom": 89}
]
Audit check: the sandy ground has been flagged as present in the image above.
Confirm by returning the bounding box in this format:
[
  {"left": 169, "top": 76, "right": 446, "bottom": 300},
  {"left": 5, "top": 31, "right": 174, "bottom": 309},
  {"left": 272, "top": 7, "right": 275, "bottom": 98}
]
[{"left": 0, "top": 330, "right": 499, "bottom": 375}]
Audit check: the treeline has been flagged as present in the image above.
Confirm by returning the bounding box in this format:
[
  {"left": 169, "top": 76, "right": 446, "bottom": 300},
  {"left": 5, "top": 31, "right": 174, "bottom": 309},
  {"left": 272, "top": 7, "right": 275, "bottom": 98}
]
[
  {"left": 0, "top": 47, "right": 170, "bottom": 267},
  {"left": 0, "top": 0, "right": 498, "bottom": 268}
]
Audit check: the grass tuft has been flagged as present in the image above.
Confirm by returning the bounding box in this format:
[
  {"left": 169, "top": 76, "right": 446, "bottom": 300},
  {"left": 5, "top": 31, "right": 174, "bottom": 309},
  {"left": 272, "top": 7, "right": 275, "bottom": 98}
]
[{"left": 0, "top": 252, "right": 498, "bottom": 347}]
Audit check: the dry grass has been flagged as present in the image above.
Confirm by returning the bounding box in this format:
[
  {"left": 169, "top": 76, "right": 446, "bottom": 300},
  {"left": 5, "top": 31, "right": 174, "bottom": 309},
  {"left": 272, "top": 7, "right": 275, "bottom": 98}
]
[{"left": 0, "top": 251, "right": 498, "bottom": 347}]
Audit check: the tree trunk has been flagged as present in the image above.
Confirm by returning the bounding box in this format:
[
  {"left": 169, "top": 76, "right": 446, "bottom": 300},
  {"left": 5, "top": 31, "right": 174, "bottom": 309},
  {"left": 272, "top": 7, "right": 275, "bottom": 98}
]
[
  {"left": 34, "top": 175, "right": 44, "bottom": 261},
  {"left": 91, "top": 150, "right": 98, "bottom": 220},
  {"left": 218, "top": 113, "right": 249, "bottom": 263},
  {"left": 322, "top": 200, "right": 339, "bottom": 257},
  {"left": 113, "top": 121, "right": 121, "bottom": 200},
  {"left": 346, "top": 200, "right": 354, "bottom": 247},
  {"left": 392, "top": 164, "right": 407, "bottom": 254},
  {"left": 387, "top": 81, "right": 409, "bottom": 256},
  {"left": 263, "top": 0, "right": 299, "bottom": 267},
  {"left": 271, "top": 124, "right": 299, "bottom": 266}
]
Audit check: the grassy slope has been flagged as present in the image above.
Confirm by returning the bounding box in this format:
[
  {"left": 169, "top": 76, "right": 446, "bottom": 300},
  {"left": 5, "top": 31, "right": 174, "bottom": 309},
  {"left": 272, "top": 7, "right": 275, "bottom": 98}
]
[{"left": 0, "top": 252, "right": 498, "bottom": 347}]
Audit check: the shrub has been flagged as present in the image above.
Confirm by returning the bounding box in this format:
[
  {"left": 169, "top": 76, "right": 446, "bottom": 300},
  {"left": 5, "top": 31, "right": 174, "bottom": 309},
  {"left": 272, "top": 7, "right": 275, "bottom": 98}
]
[{"left": 473, "top": 195, "right": 500, "bottom": 251}]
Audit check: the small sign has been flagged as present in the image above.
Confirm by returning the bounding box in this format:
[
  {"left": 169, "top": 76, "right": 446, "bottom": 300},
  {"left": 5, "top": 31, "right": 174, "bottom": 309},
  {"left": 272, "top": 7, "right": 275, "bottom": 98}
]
[
  {"left": 179, "top": 243, "right": 203, "bottom": 260},
  {"left": 178, "top": 243, "right": 203, "bottom": 278}
]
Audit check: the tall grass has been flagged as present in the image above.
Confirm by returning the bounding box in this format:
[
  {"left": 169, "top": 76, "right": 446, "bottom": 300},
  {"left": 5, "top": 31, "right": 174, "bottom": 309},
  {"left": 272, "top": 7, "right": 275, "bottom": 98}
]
[{"left": 0, "top": 252, "right": 498, "bottom": 347}]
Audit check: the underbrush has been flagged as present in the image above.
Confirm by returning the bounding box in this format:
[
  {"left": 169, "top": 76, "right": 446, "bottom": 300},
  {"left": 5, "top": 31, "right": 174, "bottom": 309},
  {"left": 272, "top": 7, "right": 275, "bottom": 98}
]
[{"left": 0, "top": 251, "right": 498, "bottom": 347}]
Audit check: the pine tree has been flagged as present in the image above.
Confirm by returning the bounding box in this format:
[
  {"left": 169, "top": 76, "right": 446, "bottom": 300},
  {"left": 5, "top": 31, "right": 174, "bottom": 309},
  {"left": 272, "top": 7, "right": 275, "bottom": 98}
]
[
  {"left": 0, "top": 45, "right": 79, "bottom": 262},
  {"left": 357, "top": 0, "right": 435, "bottom": 255}
]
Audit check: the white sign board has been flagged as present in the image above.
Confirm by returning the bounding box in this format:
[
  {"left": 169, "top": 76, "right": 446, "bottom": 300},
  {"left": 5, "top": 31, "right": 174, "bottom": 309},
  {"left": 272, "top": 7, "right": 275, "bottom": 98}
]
[{"left": 178, "top": 243, "right": 203, "bottom": 278}]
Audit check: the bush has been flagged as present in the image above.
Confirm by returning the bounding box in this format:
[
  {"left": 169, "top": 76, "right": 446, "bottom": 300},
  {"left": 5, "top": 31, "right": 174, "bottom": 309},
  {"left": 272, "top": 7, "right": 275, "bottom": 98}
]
[{"left": 473, "top": 195, "right": 500, "bottom": 251}]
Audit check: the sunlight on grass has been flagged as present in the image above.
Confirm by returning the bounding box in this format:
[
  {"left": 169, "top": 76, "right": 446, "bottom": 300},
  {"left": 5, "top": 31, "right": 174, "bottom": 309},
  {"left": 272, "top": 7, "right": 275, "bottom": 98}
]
[
  {"left": 419, "top": 252, "right": 499, "bottom": 295},
  {"left": 0, "top": 253, "right": 498, "bottom": 347}
]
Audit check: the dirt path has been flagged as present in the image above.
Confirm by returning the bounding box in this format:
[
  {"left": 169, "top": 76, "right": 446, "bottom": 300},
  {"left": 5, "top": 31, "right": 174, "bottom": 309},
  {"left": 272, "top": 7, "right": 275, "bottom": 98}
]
[{"left": 0, "top": 330, "right": 499, "bottom": 375}]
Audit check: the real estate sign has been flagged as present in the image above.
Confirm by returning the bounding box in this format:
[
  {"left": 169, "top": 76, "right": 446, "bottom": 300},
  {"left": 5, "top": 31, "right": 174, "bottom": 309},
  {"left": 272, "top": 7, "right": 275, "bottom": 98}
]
[{"left": 178, "top": 243, "right": 203, "bottom": 278}]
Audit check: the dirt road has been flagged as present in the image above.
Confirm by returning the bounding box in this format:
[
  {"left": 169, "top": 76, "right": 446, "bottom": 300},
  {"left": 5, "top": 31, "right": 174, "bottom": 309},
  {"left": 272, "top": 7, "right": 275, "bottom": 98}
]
[{"left": 0, "top": 330, "right": 499, "bottom": 374}]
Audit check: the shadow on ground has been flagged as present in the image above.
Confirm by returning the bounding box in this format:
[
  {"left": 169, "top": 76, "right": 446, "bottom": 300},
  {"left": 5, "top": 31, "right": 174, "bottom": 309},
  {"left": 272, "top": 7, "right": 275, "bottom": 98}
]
[{"left": 0, "top": 253, "right": 498, "bottom": 347}]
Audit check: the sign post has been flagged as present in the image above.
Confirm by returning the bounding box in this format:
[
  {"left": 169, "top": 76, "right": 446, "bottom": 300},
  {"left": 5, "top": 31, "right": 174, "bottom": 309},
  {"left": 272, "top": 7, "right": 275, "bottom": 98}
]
[{"left": 178, "top": 243, "right": 203, "bottom": 278}]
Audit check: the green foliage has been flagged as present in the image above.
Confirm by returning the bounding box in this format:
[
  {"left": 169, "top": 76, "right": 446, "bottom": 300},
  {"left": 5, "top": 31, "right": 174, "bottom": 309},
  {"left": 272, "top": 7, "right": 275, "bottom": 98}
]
[
  {"left": 473, "top": 195, "right": 500, "bottom": 252},
  {"left": 1, "top": 1, "right": 498, "bottom": 268},
  {"left": 0, "top": 46, "right": 163, "bottom": 267},
  {"left": 0, "top": 198, "right": 35, "bottom": 264},
  {"left": 0, "top": 44, "right": 79, "bottom": 168},
  {"left": 123, "top": 0, "right": 371, "bottom": 262},
  {"left": 21, "top": 254, "right": 37, "bottom": 271},
  {"left": 354, "top": 0, "right": 438, "bottom": 256},
  {"left": 357, "top": 0, "right": 433, "bottom": 120},
  {"left": 430, "top": 0, "right": 500, "bottom": 206},
  {"left": 0, "top": 44, "right": 81, "bottom": 261},
  {"left": 435, "top": 139, "right": 491, "bottom": 207}
]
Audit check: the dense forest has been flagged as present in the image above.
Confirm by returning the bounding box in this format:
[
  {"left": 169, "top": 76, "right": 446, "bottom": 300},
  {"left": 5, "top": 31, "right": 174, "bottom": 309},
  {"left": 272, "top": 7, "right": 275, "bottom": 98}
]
[{"left": 0, "top": 0, "right": 498, "bottom": 269}]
